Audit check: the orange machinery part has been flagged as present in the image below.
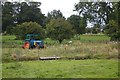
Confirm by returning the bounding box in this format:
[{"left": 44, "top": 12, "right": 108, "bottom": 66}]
[{"left": 22, "top": 42, "right": 30, "bottom": 49}]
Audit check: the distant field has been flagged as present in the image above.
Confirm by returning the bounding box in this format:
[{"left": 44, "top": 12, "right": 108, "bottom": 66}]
[
  {"left": 2, "top": 34, "right": 111, "bottom": 47},
  {"left": 80, "top": 34, "right": 110, "bottom": 42},
  {"left": 2, "top": 59, "right": 118, "bottom": 78},
  {"left": 2, "top": 35, "right": 23, "bottom": 48}
]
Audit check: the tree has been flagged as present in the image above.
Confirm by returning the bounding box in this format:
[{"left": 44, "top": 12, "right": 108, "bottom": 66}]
[
  {"left": 2, "top": 2, "right": 46, "bottom": 34},
  {"left": 92, "top": 24, "right": 101, "bottom": 34},
  {"left": 67, "top": 15, "right": 87, "bottom": 34},
  {"left": 79, "top": 17, "right": 87, "bottom": 34},
  {"left": 74, "top": 2, "right": 116, "bottom": 26},
  {"left": 86, "top": 27, "right": 92, "bottom": 34},
  {"left": 46, "top": 18, "right": 75, "bottom": 43},
  {"left": 103, "top": 2, "right": 120, "bottom": 41},
  {"left": 104, "top": 20, "right": 118, "bottom": 41},
  {"left": 13, "top": 2, "right": 46, "bottom": 26},
  {"left": 74, "top": 2, "right": 119, "bottom": 40},
  {"left": 46, "top": 10, "right": 65, "bottom": 24},
  {"left": 13, "top": 21, "right": 45, "bottom": 40},
  {"left": 117, "top": 1, "right": 120, "bottom": 41},
  {"left": 47, "top": 10, "right": 64, "bottom": 19},
  {"left": 2, "top": 2, "right": 14, "bottom": 33}
]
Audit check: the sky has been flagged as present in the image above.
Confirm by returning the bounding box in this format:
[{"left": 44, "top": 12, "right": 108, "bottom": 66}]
[
  {"left": 7, "top": 0, "right": 80, "bottom": 18},
  {"left": 37, "top": 0, "right": 80, "bottom": 18}
]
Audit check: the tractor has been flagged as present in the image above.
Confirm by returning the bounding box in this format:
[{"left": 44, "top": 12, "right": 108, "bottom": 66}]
[{"left": 22, "top": 34, "right": 44, "bottom": 49}]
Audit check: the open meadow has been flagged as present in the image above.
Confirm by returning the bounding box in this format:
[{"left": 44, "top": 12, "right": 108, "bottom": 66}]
[
  {"left": 2, "top": 34, "right": 119, "bottom": 78},
  {"left": 3, "top": 60, "right": 118, "bottom": 78}
]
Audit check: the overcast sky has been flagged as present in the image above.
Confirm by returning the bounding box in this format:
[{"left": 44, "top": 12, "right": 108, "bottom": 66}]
[
  {"left": 7, "top": 0, "right": 80, "bottom": 18},
  {"left": 37, "top": 0, "right": 80, "bottom": 18},
  {"left": 5, "top": 0, "right": 119, "bottom": 18}
]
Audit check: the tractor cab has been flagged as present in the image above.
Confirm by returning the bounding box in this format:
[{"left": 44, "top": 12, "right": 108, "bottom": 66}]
[
  {"left": 22, "top": 34, "right": 44, "bottom": 49},
  {"left": 25, "top": 34, "right": 38, "bottom": 41}
]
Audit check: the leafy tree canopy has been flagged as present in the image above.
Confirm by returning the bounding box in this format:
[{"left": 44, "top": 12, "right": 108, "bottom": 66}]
[
  {"left": 46, "top": 18, "right": 76, "bottom": 43},
  {"left": 13, "top": 21, "right": 45, "bottom": 40},
  {"left": 67, "top": 15, "right": 87, "bottom": 34},
  {"left": 2, "top": 2, "right": 46, "bottom": 33},
  {"left": 46, "top": 10, "right": 65, "bottom": 24},
  {"left": 74, "top": 2, "right": 117, "bottom": 26},
  {"left": 2, "top": 2, "right": 14, "bottom": 33}
]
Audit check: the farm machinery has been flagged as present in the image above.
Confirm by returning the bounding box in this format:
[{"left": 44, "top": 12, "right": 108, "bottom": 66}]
[{"left": 22, "top": 34, "right": 44, "bottom": 49}]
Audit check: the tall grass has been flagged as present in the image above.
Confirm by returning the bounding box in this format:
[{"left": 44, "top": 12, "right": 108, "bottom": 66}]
[
  {"left": 2, "top": 34, "right": 118, "bottom": 62},
  {"left": 2, "top": 41, "right": 118, "bottom": 62}
]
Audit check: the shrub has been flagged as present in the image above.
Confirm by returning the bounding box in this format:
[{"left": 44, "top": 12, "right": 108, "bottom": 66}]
[
  {"left": 46, "top": 18, "right": 76, "bottom": 43},
  {"left": 13, "top": 21, "right": 45, "bottom": 40}
]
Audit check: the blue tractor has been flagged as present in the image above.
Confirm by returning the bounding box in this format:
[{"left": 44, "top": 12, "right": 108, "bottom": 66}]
[{"left": 22, "top": 34, "right": 44, "bottom": 49}]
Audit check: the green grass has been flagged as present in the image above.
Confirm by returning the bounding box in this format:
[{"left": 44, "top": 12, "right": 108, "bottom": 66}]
[
  {"left": 2, "top": 41, "right": 118, "bottom": 62},
  {"left": 2, "top": 35, "right": 23, "bottom": 48},
  {"left": 2, "top": 35, "right": 118, "bottom": 62},
  {"left": 2, "top": 59, "right": 118, "bottom": 78},
  {"left": 0, "top": 36, "right": 2, "bottom": 79},
  {"left": 80, "top": 34, "right": 110, "bottom": 42},
  {"left": 2, "top": 35, "right": 118, "bottom": 78},
  {"left": 2, "top": 34, "right": 111, "bottom": 46},
  {"left": 2, "top": 35, "right": 16, "bottom": 41}
]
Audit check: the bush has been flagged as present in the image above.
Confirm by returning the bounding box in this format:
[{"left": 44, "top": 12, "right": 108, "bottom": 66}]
[
  {"left": 104, "top": 20, "right": 119, "bottom": 41},
  {"left": 46, "top": 18, "right": 76, "bottom": 43},
  {"left": 13, "top": 21, "right": 45, "bottom": 40}
]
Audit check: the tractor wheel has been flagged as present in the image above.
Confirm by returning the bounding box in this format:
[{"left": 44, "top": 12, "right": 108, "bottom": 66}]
[{"left": 23, "top": 42, "right": 30, "bottom": 49}]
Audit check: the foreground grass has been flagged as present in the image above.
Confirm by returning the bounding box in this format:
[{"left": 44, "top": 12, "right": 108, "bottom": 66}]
[{"left": 2, "top": 59, "right": 118, "bottom": 78}]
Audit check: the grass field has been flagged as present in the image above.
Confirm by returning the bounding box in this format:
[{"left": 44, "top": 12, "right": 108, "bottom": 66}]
[
  {"left": 2, "top": 41, "right": 118, "bottom": 63},
  {"left": 2, "top": 34, "right": 119, "bottom": 78},
  {"left": 2, "top": 34, "right": 111, "bottom": 47},
  {"left": 2, "top": 59, "right": 118, "bottom": 78},
  {"left": 2, "top": 34, "right": 118, "bottom": 62},
  {"left": 80, "top": 34, "right": 110, "bottom": 42}
]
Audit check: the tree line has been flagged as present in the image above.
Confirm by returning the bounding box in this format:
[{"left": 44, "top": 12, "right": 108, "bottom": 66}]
[{"left": 2, "top": 1, "right": 120, "bottom": 43}]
